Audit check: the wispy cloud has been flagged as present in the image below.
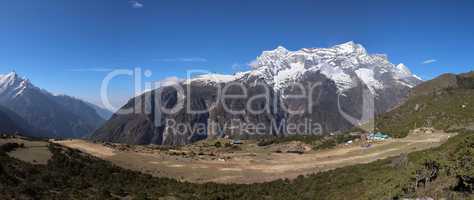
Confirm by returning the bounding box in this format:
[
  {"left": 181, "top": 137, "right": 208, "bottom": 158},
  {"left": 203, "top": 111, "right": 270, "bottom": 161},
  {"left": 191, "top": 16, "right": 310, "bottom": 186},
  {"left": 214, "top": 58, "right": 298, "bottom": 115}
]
[
  {"left": 422, "top": 59, "right": 437, "bottom": 64},
  {"left": 153, "top": 57, "right": 208, "bottom": 62},
  {"left": 231, "top": 62, "right": 254, "bottom": 71},
  {"left": 231, "top": 63, "right": 242, "bottom": 70},
  {"left": 248, "top": 60, "right": 259, "bottom": 69},
  {"left": 67, "top": 68, "right": 114, "bottom": 72},
  {"left": 129, "top": 0, "right": 143, "bottom": 8}
]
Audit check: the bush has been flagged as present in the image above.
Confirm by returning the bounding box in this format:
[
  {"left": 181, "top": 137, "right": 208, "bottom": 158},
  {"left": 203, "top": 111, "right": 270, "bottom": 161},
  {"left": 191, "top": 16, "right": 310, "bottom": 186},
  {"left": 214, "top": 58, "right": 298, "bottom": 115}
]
[
  {"left": 257, "top": 139, "right": 274, "bottom": 146},
  {"left": 0, "top": 143, "right": 21, "bottom": 153},
  {"left": 214, "top": 141, "right": 222, "bottom": 148}
]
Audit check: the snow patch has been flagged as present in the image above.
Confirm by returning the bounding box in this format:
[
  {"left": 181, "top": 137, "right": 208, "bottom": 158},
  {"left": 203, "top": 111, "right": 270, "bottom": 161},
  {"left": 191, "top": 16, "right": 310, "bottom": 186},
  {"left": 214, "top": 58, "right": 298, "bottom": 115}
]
[
  {"left": 355, "top": 68, "right": 383, "bottom": 93},
  {"left": 319, "top": 64, "right": 354, "bottom": 92},
  {"left": 394, "top": 63, "right": 412, "bottom": 79},
  {"left": 397, "top": 80, "right": 415, "bottom": 88},
  {"left": 185, "top": 73, "right": 243, "bottom": 85},
  {"left": 413, "top": 74, "right": 423, "bottom": 80},
  {"left": 273, "top": 62, "right": 306, "bottom": 90}
]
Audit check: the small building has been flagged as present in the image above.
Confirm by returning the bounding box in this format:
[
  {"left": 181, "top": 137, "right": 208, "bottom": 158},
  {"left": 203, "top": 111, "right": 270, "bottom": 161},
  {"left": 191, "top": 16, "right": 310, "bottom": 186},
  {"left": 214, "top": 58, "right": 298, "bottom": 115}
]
[
  {"left": 345, "top": 140, "right": 353, "bottom": 145},
  {"left": 368, "top": 132, "right": 390, "bottom": 141},
  {"left": 231, "top": 140, "right": 243, "bottom": 145}
]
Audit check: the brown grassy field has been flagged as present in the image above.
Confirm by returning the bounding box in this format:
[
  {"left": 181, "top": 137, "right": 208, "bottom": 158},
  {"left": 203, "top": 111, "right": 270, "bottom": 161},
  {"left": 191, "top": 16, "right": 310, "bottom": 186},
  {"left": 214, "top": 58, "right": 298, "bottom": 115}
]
[{"left": 54, "top": 130, "right": 455, "bottom": 184}]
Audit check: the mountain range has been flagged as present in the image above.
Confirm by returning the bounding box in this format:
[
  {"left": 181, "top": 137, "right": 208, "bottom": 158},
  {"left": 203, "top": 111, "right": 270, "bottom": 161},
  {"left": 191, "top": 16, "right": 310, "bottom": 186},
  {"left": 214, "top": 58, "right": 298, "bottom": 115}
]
[
  {"left": 0, "top": 72, "right": 112, "bottom": 138},
  {"left": 92, "top": 41, "right": 423, "bottom": 145}
]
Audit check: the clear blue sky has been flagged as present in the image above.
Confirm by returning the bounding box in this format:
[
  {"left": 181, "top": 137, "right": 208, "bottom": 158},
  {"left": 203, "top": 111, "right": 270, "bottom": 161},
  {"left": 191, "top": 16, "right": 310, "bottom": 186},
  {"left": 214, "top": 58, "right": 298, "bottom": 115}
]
[{"left": 1, "top": 0, "right": 473, "bottom": 108}]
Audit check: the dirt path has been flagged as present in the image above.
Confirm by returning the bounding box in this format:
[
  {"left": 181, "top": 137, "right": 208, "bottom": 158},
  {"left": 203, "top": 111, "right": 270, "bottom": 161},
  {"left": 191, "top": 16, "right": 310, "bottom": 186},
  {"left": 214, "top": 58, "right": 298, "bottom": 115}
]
[
  {"left": 54, "top": 131, "right": 455, "bottom": 184},
  {"left": 54, "top": 140, "right": 116, "bottom": 157}
]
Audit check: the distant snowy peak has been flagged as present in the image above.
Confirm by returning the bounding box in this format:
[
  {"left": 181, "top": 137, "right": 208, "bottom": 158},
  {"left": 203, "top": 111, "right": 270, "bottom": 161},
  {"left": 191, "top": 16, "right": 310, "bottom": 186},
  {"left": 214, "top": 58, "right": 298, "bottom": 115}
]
[
  {"left": 0, "top": 72, "right": 20, "bottom": 88},
  {"left": 0, "top": 72, "right": 35, "bottom": 98},
  {"left": 248, "top": 41, "right": 422, "bottom": 93},
  {"left": 0, "top": 71, "right": 112, "bottom": 121},
  {"left": 184, "top": 73, "right": 247, "bottom": 85},
  {"left": 331, "top": 41, "right": 367, "bottom": 55}
]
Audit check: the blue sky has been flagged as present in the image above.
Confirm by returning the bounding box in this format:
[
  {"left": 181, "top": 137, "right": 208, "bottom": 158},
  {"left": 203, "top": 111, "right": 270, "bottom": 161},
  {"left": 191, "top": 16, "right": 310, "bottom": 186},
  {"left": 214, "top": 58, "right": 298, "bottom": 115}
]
[{"left": 1, "top": 0, "right": 473, "bottom": 108}]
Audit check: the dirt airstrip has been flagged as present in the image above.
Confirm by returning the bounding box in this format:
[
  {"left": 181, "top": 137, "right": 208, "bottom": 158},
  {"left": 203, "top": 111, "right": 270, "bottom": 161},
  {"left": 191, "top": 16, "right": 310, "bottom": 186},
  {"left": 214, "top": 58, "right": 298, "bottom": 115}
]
[{"left": 53, "top": 131, "right": 455, "bottom": 184}]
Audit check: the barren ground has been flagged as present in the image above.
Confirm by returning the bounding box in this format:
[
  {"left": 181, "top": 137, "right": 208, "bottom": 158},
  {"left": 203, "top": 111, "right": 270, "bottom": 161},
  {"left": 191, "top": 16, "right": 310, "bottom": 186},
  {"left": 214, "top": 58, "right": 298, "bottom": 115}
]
[
  {"left": 0, "top": 138, "right": 51, "bottom": 165},
  {"left": 53, "top": 131, "right": 455, "bottom": 184}
]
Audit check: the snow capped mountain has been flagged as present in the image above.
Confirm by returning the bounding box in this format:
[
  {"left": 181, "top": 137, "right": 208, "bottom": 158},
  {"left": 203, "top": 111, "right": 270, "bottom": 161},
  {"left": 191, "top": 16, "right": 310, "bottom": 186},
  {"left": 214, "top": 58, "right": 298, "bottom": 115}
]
[
  {"left": 184, "top": 41, "right": 421, "bottom": 96},
  {"left": 168, "top": 41, "right": 421, "bottom": 95},
  {"left": 246, "top": 41, "right": 422, "bottom": 94},
  {"left": 0, "top": 72, "right": 35, "bottom": 99},
  {"left": 0, "top": 71, "right": 111, "bottom": 138}
]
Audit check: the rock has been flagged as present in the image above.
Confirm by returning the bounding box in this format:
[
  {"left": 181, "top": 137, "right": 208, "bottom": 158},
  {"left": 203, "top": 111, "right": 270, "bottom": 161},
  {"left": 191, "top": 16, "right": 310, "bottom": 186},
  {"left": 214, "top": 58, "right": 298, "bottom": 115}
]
[{"left": 414, "top": 104, "right": 420, "bottom": 111}]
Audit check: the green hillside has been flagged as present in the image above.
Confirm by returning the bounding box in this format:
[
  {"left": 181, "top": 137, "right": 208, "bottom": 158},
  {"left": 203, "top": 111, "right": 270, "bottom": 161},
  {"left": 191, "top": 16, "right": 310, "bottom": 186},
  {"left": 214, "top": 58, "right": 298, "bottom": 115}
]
[{"left": 376, "top": 72, "right": 474, "bottom": 138}]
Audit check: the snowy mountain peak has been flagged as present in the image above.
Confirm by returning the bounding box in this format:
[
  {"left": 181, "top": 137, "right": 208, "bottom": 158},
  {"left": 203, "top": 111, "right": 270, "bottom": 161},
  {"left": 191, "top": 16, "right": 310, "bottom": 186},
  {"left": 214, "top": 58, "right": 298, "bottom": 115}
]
[
  {"left": 5, "top": 71, "right": 17, "bottom": 77},
  {"left": 270, "top": 45, "right": 289, "bottom": 53},
  {"left": 258, "top": 46, "right": 289, "bottom": 62},
  {"left": 246, "top": 42, "right": 422, "bottom": 93},
  {"left": 332, "top": 41, "right": 367, "bottom": 55},
  {"left": 0, "top": 72, "right": 34, "bottom": 98},
  {"left": 0, "top": 71, "right": 18, "bottom": 84},
  {"left": 275, "top": 45, "right": 288, "bottom": 51}
]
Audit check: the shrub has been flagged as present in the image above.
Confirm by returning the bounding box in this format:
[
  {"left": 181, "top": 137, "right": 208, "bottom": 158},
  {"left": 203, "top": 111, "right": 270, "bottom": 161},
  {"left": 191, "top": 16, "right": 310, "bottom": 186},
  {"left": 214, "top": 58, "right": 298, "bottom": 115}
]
[
  {"left": 0, "top": 143, "right": 21, "bottom": 153},
  {"left": 214, "top": 141, "right": 222, "bottom": 148}
]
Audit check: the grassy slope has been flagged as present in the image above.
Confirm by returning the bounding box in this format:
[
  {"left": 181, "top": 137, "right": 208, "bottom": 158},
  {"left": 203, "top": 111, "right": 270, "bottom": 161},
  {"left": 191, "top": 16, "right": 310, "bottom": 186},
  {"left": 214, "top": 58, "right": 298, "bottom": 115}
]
[
  {"left": 376, "top": 89, "right": 474, "bottom": 138},
  {"left": 292, "top": 130, "right": 473, "bottom": 200},
  {"left": 375, "top": 72, "right": 474, "bottom": 138}
]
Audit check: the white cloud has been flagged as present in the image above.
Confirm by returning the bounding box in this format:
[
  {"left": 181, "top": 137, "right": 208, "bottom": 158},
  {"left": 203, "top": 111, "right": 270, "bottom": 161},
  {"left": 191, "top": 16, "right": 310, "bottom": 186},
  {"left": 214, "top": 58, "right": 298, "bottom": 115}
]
[
  {"left": 248, "top": 60, "right": 259, "bottom": 69},
  {"left": 129, "top": 0, "right": 143, "bottom": 8},
  {"left": 422, "top": 59, "right": 437, "bottom": 64},
  {"left": 153, "top": 57, "right": 208, "bottom": 62},
  {"left": 231, "top": 63, "right": 241, "bottom": 70},
  {"left": 231, "top": 62, "right": 254, "bottom": 71}
]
